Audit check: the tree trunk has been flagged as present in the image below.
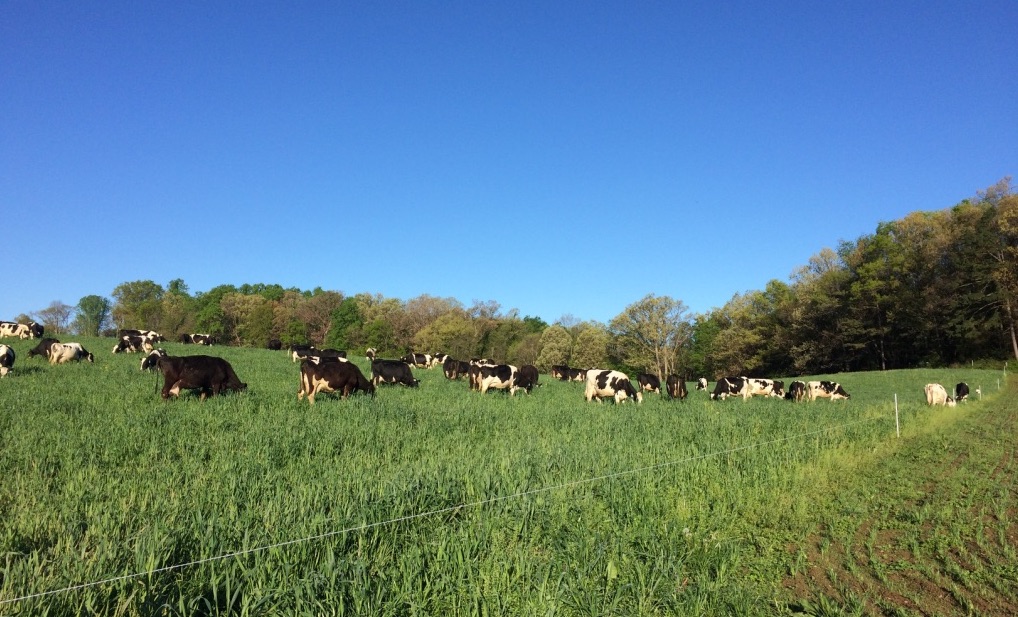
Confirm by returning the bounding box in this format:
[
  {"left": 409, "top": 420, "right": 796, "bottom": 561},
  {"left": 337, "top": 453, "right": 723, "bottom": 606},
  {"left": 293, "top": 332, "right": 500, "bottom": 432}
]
[{"left": 1006, "top": 296, "right": 1018, "bottom": 360}]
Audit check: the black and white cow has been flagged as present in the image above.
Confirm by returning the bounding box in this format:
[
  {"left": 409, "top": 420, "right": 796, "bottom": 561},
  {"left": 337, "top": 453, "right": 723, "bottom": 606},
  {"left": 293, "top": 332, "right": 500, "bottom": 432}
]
[
  {"left": 516, "top": 364, "right": 540, "bottom": 393},
  {"left": 365, "top": 347, "right": 377, "bottom": 361},
  {"left": 711, "top": 376, "right": 748, "bottom": 400},
  {"left": 371, "top": 359, "right": 419, "bottom": 387},
  {"left": 49, "top": 342, "right": 95, "bottom": 364},
  {"left": 156, "top": 355, "right": 246, "bottom": 400},
  {"left": 304, "top": 348, "right": 347, "bottom": 364},
  {"left": 785, "top": 380, "right": 807, "bottom": 402},
  {"left": 27, "top": 337, "right": 60, "bottom": 359},
  {"left": 401, "top": 352, "right": 434, "bottom": 369},
  {"left": 468, "top": 360, "right": 498, "bottom": 391},
  {"left": 112, "top": 335, "right": 153, "bottom": 354},
  {"left": 118, "top": 329, "right": 164, "bottom": 342},
  {"left": 140, "top": 348, "right": 167, "bottom": 371},
  {"left": 179, "top": 333, "right": 215, "bottom": 345},
  {"left": 955, "top": 382, "right": 970, "bottom": 403},
  {"left": 563, "top": 367, "right": 588, "bottom": 382},
  {"left": 28, "top": 322, "right": 44, "bottom": 338},
  {"left": 666, "top": 374, "right": 688, "bottom": 400},
  {"left": 585, "top": 369, "right": 643, "bottom": 404},
  {"left": 696, "top": 377, "right": 708, "bottom": 392},
  {"left": 745, "top": 378, "right": 785, "bottom": 398},
  {"left": 432, "top": 353, "right": 450, "bottom": 367},
  {"left": 550, "top": 365, "right": 568, "bottom": 380},
  {"left": 806, "top": 381, "right": 851, "bottom": 401},
  {"left": 290, "top": 344, "right": 317, "bottom": 363},
  {"left": 298, "top": 359, "right": 375, "bottom": 403},
  {"left": 0, "top": 321, "right": 31, "bottom": 339},
  {"left": 0, "top": 344, "right": 14, "bottom": 377},
  {"left": 637, "top": 373, "right": 662, "bottom": 394},
  {"left": 476, "top": 364, "right": 520, "bottom": 395},
  {"left": 443, "top": 357, "right": 470, "bottom": 380}
]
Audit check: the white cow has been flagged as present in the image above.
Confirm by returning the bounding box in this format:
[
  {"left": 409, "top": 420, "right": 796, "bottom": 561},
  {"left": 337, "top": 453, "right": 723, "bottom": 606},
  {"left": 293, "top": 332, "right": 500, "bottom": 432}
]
[
  {"left": 49, "top": 342, "right": 95, "bottom": 365},
  {"left": 924, "top": 383, "right": 956, "bottom": 407}
]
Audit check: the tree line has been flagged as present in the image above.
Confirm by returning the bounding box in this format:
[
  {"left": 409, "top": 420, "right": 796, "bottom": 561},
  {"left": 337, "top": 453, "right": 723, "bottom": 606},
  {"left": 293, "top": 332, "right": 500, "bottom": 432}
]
[{"left": 15, "top": 178, "right": 1016, "bottom": 377}]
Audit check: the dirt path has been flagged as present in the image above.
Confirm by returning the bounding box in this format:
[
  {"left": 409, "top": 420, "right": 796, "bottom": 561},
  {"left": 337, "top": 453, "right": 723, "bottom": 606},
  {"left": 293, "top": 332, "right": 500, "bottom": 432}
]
[{"left": 782, "top": 383, "right": 1018, "bottom": 616}]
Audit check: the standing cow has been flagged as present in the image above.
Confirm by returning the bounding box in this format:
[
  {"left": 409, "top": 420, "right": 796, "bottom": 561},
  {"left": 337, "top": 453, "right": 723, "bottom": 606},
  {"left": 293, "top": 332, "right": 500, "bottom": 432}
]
[
  {"left": 924, "top": 383, "right": 956, "bottom": 407},
  {"left": 637, "top": 373, "right": 662, "bottom": 394},
  {"left": 371, "top": 359, "right": 420, "bottom": 387},
  {"left": 515, "top": 364, "right": 540, "bottom": 393},
  {"left": 156, "top": 355, "right": 246, "bottom": 400},
  {"left": 49, "top": 343, "right": 95, "bottom": 364},
  {"left": 476, "top": 364, "right": 521, "bottom": 395},
  {"left": 955, "top": 382, "right": 970, "bottom": 403},
  {"left": 27, "top": 337, "right": 60, "bottom": 359},
  {"left": 806, "top": 381, "right": 851, "bottom": 401},
  {"left": 785, "top": 381, "right": 807, "bottom": 402},
  {"left": 298, "top": 359, "right": 375, "bottom": 403},
  {"left": 666, "top": 374, "right": 687, "bottom": 400},
  {"left": 0, "top": 344, "right": 14, "bottom": 376},
  {"left": 585, "top": 369, "right": 643, "bottom": 404}
]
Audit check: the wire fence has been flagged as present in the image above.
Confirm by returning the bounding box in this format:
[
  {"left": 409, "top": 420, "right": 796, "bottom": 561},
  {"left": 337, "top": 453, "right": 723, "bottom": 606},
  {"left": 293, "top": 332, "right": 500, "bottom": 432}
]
[{"left": 1, "top": 414, "right": 887, "bottom": 607}]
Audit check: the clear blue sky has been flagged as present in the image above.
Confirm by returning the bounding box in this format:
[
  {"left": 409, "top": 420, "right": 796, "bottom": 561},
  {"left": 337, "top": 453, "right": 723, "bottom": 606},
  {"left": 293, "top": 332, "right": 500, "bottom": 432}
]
[{"left": 3, "top": 1, "right": 1016, "bottom": 325}]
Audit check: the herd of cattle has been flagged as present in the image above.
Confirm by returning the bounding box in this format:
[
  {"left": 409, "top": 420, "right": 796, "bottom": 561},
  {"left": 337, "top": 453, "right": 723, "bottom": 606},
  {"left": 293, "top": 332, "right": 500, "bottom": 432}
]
[{"left": 0, "top": 321, "right": 980, "bottom": 409}]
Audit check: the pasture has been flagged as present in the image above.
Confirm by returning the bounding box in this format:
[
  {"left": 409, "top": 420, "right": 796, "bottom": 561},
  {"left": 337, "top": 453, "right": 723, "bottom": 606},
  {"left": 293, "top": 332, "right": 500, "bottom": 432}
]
[{"left": 0, "top": 336, "right": 1008, "bottom": 615}]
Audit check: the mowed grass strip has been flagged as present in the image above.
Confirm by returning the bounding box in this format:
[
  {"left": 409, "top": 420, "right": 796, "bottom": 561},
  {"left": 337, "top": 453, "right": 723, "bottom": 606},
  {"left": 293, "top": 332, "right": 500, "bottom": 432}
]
[
  {"left": 0, "top": 337, "right": 1008, "bottom": 615},
  {"left": 780, "top": 375, "right": 1018, "bottom": 616}
]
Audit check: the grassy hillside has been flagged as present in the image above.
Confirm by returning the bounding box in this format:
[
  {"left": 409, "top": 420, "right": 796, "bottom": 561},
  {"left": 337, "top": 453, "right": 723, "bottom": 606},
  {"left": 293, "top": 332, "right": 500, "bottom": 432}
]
[{"left": 0, "top": 336, "right": 1010, "bottom": 615}]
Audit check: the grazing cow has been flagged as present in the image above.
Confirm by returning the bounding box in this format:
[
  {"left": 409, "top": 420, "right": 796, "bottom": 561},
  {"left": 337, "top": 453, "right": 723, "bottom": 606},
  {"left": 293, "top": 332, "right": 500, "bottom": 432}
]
[
  {"left": 516, "top": 364, "right": 540, "bottom": 393},
  {"left": 0, "top": 321, "right": 31, "bottom": 339},
  {"left": 637, "top": 373, "right": 662, "bottom": 394},
  {"left": 0, "top": 344, "right": 14, "bottom": 376},
  {"left": 745, "top": 378, "right": 785, "bottom": 398},
  {"left": 112, "top": 335, "right": 153, "bottom": 354},
  {"left": 156, "top": 355, "right": 246, "bottom": 400},
  {"left": 443, "top": 357, "right": 470, "bottom": 380},
  {"left": 27, "top": 337, "right": 60, "bottom": 359},
  {"left": 666, "top": 374, "right": 688, "bottom": 400},
  {"left": 924, "top": 383, "right": 956, "bottom": 407},
  {"left": 179, "top": 333, "right": 215, "bottom": 345},
  {"left": 290, "top": 344, "right": 317, "bottom": 363},
  {"left": 477, "top": 364, "right": 520, "bottom": 395},
  {"left": 366, "top": 347, "right": 377, "bottom": 361},
  {"left": 371, "top": 359, "right": 419, "bottom": 387},
  {"left": 298, "top": 359, "right": 375, "bottom": 403},
  {"left": 49, "top": 342, "right": 95, "bottom": 364},
  {"left": 468, "top": 360, "right": 498, "bottom": 391},
  {"left": 550, "top": 365, "right": 568, "bottom": 380},
  {"left": 806, "top": 381, "right": 851, "bottom": 401},
  {"left": 696, "top": 377, "right": 709, "bottom": 391},
  {"left": 785, "top": 380, "right": 807, "bottom": 402},
  {"left": 401, "top": 352, "right": 434, "bottom": 369},
  {"left": 28, "top": 322, "right": 44, "bottom": 338},
  {"left": 711, "top": 377, "right": 749, "bottom": 400},
  {"left": 140, "top": 348, "right": 167, "bottom": 371},
  {"left": 303, "top": 348, "right": 349, "bottom": 365},
  {"left": 563, "top": 367, "right": 588, "bottom": 382},
  {"left": 118, "top": 329, "right": 164, "bottom": 342},
  {"left": 585, "top": 369, "right": 643, "bottom": 404},
  {"left": 432, "top": 353, "right": 449, "bottom": 367},
  {"left": 955, "top": 382, "right": 970, "bottom": 403},
  {"left": 266, "top": 339, "right": 283, "bottom": 350}
]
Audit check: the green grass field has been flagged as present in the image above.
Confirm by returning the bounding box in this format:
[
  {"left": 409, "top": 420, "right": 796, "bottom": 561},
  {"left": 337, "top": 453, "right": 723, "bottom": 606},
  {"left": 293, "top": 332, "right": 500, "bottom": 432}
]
[{"left": 0, "top": 336, "right": 1010, "bottom": 615}]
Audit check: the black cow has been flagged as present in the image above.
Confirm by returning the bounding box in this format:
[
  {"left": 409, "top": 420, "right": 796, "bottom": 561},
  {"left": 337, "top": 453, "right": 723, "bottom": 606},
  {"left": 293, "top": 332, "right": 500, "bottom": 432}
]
[
  {"left": 443, "top": 357, "right": 470, "bottom": 380},
  {"left": 785, "top": 380, "right": 807, "bottom": 402},
  {"left": 298, "top": 359, "right": 375, "bottom": 403},
  {"left": 0, "top": 344, "right": 14, "bottom": 377},
  {"left": 27, "top": 337, "right": 60, "bottom": 359},
  {"left": 28, "top": 322, "right": 44, "bottom": 338},
  {"left": 371, "top": 359, "right": 419, "bottom": 387},
  {"left": 516, "top": 364, "right": 540, "bottom": 393},
  {"left": 156, "top": 355, "right": 246, "bottom": 400},
  {"left": 637, "top": 373, "right": 661, "bottom": 394},
  {"left": 266, "top": 339, "right": 283, "bottom": 350},
  {"left": 711, "top": 376, "right": 748, "bottom": 400},
  {"left": 666, "top": 374, "right": 687, "bottom": 400},
  {"left": 141, "top": 348, "right": 167, "bottom": 371},
  {"left": 550, "top": 365, "right": 568, "bottom": 380},
  {"left": 955, "top": 382, "right": 970, "bottom": 403}
]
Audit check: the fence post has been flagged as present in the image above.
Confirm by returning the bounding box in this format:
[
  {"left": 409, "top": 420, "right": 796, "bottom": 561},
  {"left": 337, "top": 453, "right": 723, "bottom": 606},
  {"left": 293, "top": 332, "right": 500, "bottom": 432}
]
[{"left": 895, "top": 393, "right": 899, "bottom": 438}]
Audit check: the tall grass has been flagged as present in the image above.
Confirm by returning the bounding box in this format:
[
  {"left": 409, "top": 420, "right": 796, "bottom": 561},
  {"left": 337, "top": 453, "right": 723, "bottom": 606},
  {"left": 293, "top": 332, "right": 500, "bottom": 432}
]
[{"left": 0, "top": 336, "right": 1006, "bottom": 615}]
